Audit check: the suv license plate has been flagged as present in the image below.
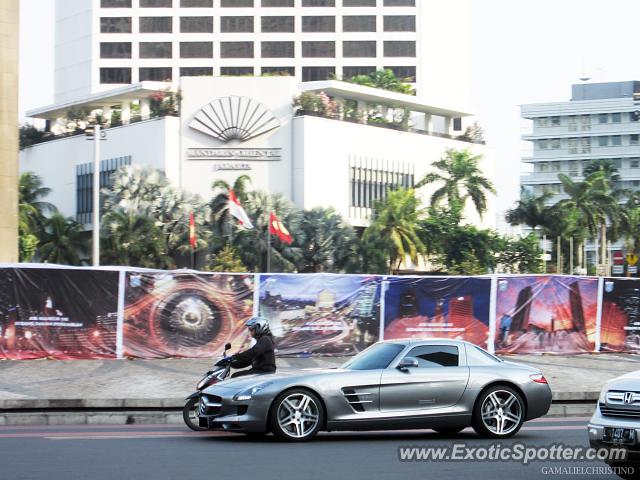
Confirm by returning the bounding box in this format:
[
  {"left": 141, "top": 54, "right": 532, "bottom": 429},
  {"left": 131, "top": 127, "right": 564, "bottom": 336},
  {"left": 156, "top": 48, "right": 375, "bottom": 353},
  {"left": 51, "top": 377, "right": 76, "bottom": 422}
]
[{"left": 604, "top": 427, "right": 637, "bottom": 445}]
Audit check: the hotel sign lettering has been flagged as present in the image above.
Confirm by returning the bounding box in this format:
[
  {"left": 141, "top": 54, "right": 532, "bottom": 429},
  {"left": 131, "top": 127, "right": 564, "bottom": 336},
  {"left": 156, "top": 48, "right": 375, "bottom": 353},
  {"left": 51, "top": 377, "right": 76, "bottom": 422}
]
[{"left": 187, "top": 148, "right": 282, "bottom": 161}]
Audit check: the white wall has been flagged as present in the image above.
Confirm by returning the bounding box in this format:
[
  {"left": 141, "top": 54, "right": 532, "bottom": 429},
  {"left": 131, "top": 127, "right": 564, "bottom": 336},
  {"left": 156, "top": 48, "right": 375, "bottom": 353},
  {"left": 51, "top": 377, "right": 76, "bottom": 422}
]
[{"left": 20, "top": 117, "right": 178, "bottom": 218}]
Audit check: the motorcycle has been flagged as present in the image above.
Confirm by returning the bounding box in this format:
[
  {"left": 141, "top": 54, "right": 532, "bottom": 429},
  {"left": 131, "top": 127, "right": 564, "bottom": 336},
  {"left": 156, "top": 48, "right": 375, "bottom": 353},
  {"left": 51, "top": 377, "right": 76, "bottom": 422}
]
[{"left": 183, "top": 342, "right": 233, "bottom": 431}]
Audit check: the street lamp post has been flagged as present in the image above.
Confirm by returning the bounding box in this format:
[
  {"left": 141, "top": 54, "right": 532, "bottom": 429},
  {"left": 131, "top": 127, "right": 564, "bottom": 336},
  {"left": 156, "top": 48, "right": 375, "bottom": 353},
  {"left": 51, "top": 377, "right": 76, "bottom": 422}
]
[{"left": 86, "top": 124, "right": 105, "bottom": 266}]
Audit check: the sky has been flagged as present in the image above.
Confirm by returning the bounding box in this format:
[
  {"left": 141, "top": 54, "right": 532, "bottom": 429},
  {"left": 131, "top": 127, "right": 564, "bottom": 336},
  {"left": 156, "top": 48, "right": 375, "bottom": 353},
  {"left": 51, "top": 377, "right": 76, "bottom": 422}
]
[{"left": 18, "top": 0, "right": 640, "bottom": 219}]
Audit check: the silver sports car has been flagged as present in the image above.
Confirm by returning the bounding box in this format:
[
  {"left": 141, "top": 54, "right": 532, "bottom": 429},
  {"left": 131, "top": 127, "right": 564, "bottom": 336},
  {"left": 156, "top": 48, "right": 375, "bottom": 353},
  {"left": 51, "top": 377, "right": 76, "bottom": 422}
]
[{"left": 198, "top": 339, "right": 552, "bottom": 441}]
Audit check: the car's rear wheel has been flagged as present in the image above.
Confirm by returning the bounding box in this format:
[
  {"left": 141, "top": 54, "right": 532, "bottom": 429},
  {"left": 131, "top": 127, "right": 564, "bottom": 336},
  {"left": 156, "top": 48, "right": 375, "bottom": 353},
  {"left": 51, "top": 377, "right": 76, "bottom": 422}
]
[
  {"left": 270, "top": 389, "right": 324, "bottom": 442},
  {"left": 472, "top": 386, "right": 524, "bottom": 438},
  {"left": 433, "top": 426, "right": 466, "bottom": 435}
]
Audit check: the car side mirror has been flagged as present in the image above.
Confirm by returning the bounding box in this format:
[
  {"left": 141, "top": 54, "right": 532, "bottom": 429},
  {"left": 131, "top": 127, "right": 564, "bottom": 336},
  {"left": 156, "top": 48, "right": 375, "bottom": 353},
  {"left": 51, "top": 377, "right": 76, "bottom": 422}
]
[{"left": 397, "top": 357, "right": 419, "bottom": 371}]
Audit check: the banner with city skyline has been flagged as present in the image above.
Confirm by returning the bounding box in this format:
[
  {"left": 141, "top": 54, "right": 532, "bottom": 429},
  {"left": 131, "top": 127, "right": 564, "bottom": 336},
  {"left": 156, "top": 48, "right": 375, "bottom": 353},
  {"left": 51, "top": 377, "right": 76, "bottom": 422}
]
[
  {"left": 122, "top": 271, "right": 255, "bottom": 358},
  {"left": 257, "top": 274, "right": 381, "bottom": 356},
  {"left": 383, "top": 277, "right": 492, "bottom": 350},
  {"left": 495, "top": 276, "right": 599, "bottom": 354},
  {"left": 0, "top": 267, "right": 119, "bottom": 360},
  {"left": 600, "top": 278, "right": 640, "bottom": 353}
]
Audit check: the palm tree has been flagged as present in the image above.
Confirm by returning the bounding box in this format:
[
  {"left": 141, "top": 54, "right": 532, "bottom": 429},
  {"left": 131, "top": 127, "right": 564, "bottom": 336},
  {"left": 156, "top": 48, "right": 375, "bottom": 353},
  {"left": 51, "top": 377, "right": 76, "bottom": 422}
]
[
  {"left": 583, "top": 159, "right": 622, "bottom": 183},
  {"left": 37, "top": 213, "right": 88, "bottom": 265},
  {"left": 363, "top": 188, "right": 425, "bottom": 274},
  {"left": 210, "top": 175, "right": 252, "bottom": 242},
  {"left": 416, "top": 149, "right": 495, "bottom": 218},
  {"left": 18, "top": 172, "right": 54, "bottom": 234},
  {"left": 505, "top": 188, "right": 555, "bottom": 231},
  {"left": 296, "top": 207, "right": 359, "bottom": 273}
]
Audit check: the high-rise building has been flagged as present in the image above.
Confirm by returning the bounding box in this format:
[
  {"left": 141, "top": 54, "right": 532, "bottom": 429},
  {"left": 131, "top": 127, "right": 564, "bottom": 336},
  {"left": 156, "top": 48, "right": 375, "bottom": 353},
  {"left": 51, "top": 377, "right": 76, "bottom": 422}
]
[{"left": 54, "top": 0, "right": 436, "bottom": 103}]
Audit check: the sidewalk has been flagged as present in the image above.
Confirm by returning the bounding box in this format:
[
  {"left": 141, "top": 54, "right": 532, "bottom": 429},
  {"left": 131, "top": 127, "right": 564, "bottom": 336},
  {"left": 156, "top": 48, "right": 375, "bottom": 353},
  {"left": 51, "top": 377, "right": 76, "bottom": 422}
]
[{"left": 1, "top": 353, "right": 639, "bottom": 425}]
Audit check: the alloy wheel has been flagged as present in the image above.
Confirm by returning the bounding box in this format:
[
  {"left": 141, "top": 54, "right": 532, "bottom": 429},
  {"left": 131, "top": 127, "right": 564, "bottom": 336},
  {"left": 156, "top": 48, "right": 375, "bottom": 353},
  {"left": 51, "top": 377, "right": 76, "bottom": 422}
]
[
  {"left": 276, "top": 393, "right": 320, "bottom": 439},
  {"left": 480, "top": 389, "right": 523, "bottom": 436}
]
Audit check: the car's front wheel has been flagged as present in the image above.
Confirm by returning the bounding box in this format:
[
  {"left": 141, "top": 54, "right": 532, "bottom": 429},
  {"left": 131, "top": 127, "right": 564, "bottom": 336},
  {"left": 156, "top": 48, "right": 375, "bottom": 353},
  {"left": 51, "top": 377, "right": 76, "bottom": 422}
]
[
  {"left": 270, "top": 389, "right": 324, "bottom": 442},
  {"left": 472, "top": 385, "right": 525, "bottom": 438},
  {"left": 183, "top": 397, "right": 207, "bottom": 431}
]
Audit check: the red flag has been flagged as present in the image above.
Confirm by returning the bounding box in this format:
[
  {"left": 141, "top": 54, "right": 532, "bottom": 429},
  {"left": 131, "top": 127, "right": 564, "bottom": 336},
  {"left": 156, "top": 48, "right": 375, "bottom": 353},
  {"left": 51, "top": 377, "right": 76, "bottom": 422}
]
[
  {"left": 228, "top": 190, "right": 254, "bottom": 229},
  {"left": 189, "top": 212, "right": 196, "bottom": 249},
  {"left": 269, "top": 212, "right": 293, "bottom": 245}
]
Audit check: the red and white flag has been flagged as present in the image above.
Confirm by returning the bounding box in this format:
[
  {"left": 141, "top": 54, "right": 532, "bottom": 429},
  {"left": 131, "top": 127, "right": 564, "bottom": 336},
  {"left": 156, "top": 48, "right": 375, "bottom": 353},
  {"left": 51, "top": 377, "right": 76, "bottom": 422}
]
[
  {"left": 269, "top": 212, "right": 293, "bottom": 245},
  {"left": 189, "top": 212, "right": 196, "bottom": 249},
  {"left": 228, "top": 190, "right": 254, "bottom": 229}
]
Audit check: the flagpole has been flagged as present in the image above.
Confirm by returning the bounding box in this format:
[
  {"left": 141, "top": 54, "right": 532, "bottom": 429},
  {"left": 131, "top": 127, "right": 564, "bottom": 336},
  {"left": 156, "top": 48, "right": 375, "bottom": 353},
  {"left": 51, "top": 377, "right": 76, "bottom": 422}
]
[{"left": 266, "top": 201, "right": 271, "bottom": 273}]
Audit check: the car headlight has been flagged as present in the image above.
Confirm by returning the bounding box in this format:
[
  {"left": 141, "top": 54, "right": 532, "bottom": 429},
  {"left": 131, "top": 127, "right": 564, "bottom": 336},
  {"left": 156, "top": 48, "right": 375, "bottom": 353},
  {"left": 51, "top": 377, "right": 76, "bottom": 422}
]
[
  {"left": 598, "top": 386, "right": 608, "bottom": 404},
  {"left": 233, "top": 382, "right": 272, "bottom": 401}
]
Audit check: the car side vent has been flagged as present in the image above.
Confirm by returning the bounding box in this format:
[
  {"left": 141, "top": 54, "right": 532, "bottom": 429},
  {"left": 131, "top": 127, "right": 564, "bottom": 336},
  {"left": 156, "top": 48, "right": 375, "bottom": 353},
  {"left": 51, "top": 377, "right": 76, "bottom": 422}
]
[{"left": 342, "top": 388, "right": 373, "bottom": 413}]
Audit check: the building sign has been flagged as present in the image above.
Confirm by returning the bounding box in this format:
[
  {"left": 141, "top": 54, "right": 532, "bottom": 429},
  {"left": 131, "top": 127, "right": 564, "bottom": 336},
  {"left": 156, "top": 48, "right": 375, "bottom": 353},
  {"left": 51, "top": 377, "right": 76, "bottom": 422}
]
[
  {"left": 213, "top": 163, "right": 252, "bottom": 171},
  {"left": 187, "top": 148, "right": 282, "bottom": 161}
]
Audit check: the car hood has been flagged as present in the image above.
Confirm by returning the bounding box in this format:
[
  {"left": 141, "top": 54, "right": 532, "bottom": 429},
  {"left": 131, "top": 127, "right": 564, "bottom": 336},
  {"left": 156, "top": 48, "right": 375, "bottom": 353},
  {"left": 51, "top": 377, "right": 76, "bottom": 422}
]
[
  {"left": 606, "top": 369, "right": 640, "bottom": 390},
  {"left": 206, "top": 368, "right": 342, "bottom": 391}
]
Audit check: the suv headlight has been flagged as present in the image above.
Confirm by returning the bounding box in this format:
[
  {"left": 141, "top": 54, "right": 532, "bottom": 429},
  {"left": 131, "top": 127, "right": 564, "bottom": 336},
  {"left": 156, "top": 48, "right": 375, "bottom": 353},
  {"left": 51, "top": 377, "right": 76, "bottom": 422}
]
[
  {"left": 598, "top": 387, "right": 608, "bottom": 404},
  {"left": 233, "top": 382, "right": 272, "bottom": 401}
]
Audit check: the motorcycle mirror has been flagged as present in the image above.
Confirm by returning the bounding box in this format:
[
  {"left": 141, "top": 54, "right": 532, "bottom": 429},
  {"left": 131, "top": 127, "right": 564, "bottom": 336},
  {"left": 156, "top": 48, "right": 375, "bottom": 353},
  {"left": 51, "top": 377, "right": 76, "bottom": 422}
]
[{"left": 224, "top": 342, "right": 232, "bottom": 352}]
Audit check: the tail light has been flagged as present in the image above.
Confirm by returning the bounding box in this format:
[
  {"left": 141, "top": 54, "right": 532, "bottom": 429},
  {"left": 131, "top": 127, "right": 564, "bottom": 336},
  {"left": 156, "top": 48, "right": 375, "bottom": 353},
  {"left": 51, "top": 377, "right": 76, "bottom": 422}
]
[{"left": 530, "top": 374, "right": 548, "bottom": 384}]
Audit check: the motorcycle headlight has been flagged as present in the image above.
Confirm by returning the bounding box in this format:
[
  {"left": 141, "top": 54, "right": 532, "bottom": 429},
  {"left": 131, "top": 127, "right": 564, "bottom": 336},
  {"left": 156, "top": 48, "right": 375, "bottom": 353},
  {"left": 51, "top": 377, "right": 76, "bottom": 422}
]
[{"left": 233, "top": 382, "right": 272, "bottom": 401}]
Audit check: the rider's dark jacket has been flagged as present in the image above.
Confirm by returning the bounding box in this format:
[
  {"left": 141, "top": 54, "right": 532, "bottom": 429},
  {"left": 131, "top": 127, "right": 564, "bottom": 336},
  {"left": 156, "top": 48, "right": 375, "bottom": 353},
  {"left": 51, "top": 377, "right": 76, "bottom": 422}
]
[{"left": 231, "top": 334, "right": 276, "bottom": 373}]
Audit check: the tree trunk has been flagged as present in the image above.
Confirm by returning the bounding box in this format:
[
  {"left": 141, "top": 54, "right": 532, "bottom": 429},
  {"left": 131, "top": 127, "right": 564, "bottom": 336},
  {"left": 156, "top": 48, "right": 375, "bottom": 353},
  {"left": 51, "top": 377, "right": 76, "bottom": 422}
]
[
  {"left": 577, "top": 240, "right": 583, "bottom": 271},
  {"left": 600, "top": 223, "right": 607, "bottom": 276}
]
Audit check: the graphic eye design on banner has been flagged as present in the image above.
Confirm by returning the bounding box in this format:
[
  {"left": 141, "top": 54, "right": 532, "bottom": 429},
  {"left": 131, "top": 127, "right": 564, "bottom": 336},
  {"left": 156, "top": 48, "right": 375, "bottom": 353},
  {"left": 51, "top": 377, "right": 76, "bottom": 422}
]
[
  {"left": 123, "top": 272, "right": 255, "bottom": 358},
  {"left": 383, "top": 277, "right": 492, "bottom": 349},
  {"left": 495, "top": 276, "right": 598, "bottom": 354},
  {"left": 258, "top": 274, "right": 381, "bottom": 356},
  {"left": 600, "top": 278, "right": 640, "bottom": 353},
  {"left": 0, "top": 267, "right": 119, "bottom": 360}
]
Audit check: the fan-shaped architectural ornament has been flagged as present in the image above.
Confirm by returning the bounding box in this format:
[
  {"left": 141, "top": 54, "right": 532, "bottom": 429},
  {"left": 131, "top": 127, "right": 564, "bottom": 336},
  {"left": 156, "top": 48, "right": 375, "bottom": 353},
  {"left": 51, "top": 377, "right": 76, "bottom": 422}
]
[{"left": 189, "top": 96, "right": 280, "bottom": 143}]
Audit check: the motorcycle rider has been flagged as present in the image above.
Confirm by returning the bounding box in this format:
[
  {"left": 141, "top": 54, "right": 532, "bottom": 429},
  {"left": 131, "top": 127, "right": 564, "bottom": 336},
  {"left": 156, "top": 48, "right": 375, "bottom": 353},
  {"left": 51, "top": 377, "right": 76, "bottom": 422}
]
[{"left": 230, "top": 316, "right": 276, "bottom": 378}]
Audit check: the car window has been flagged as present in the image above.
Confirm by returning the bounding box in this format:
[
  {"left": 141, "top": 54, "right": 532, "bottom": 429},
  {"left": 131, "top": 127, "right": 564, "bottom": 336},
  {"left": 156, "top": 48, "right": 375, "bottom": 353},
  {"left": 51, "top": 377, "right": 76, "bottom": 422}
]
[
  {"left": 404, "top": 345, "right": 459, "bottom": 368},
  {"left": 342, "top": 343, "right": 405, "bottom": 370},
  {"left": 466, "top": 344, "right": 502, "bottom": 365}
]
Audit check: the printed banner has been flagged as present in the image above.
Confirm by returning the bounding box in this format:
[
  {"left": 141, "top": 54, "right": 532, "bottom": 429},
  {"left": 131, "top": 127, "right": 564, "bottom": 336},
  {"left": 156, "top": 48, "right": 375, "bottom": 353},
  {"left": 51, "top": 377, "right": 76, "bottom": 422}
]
[
  {"left": 600, "top": 278, "right": 640, "bottom": 353},
  {"left": 495, "top": 276, "right": 598, "bottom": 354},
  {"left": 0, "top": 267, "right": 119, "bottom": 360},
  {"left": 258, "top": 274, "right": 381, "bottom": 356},
  {"left": 383, "top": 276, "right": 492, "bottom": 349},
  {"left": 123, "top": 271, "right": 254, "bottom": 358}
]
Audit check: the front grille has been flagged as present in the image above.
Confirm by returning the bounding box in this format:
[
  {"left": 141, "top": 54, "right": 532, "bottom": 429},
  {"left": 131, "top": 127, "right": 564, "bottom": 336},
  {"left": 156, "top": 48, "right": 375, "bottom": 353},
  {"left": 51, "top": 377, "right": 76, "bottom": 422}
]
[
  {"left": 199, "top": 395, "right": 223, "bottom": 416},
  {"left": 342, "top": 388, "right": 373, "bottom": 413},
  {"left": 600, "top": 403, "right": 640, "bottom": 418}
]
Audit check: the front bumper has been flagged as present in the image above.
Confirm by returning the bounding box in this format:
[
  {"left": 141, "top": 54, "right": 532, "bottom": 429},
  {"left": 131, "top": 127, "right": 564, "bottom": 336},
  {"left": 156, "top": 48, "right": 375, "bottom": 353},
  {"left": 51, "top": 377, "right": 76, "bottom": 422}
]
[
  {"left": 588, "top": 406, "right": 640, "bottom": 463},
  {"left": 197, "top": 389, "right": 272, "bottom": 433}
]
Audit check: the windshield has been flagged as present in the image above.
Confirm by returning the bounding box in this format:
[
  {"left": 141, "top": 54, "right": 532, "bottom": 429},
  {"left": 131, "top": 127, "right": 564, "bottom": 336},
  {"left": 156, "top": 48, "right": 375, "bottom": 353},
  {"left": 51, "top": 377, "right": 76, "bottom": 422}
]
[{"left": 342, "top": 343, "right": 405, "bottom": 370}]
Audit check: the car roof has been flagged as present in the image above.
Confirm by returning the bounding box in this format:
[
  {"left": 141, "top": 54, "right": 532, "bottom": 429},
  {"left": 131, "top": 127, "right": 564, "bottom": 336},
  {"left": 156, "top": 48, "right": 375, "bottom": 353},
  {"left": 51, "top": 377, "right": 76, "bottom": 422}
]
[{"left": 379, "top": 338, "right": 470, "bottom": 347}]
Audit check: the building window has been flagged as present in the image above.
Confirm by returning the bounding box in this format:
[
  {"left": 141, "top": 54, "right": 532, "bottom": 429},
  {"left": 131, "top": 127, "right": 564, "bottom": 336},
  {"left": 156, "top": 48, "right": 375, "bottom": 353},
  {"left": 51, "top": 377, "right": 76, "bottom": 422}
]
[
  {"left": 581, "top": 138, "right": 591, "bottom": 153},
  {"left": 221, "top": 0, "right": 253, "bottom": 5},
  {"left": 302, "top": 41, "right": 335, "bottom": 58},
  {"left": 383, "top": 0, "right": 414, "bottom": 5},
  {"left": 631, "top": 158, "right": 640, "bottom": 168},
  {"left": 612, "top": 135, "right": 622, "bottom": 146},
  {"left": 612, "top": 112, "right": 622, "bottom": 123},
  {"left": 180, "top": 67, "right": 213, "bottom": 77},
  {"left": 302, "top": 66, "right": 335, "bottom": 81},
  {"left": 101, "top": 0, "right": 131, "bottom": 7},
  {"left": 77, "top": 157, "right": 132, "bottom": 224},
  {"left": 100, "top": 17, "right": 132, "bottom": 33},
  {"left": 344, "top": 0, "right": 376, "bottom": 6},
  {"left": 302, "top": 0, "right": 335, "bottom": 6},
  {"left": 140, "top": 67, "right": 173, "bottom": 81},
  {"left": 384, "top": 65, "right": 415, "bottom": 82},
  {"left": 221, "top": 16, "right": 254, "bottom": 33},
  {"left": 220, "top": 42, "right": 254, "bottom": 58},
  {"left": 538, "top": 139, "right": 548, "bottom": 150},
  {"left": 631, "top": 134, "right": 640, "bottom": 145},
  {"left": 342, "top": 15, "right": 376, "bottom": 32},
  {"left": 343, "top": 66, "right": 375, "bottom": 78},
  {"left": 567, "top": 115, "right": 577, "bottom": 132},
  {"left": 598, "top": 113, "right": 608, "bottom": 124},
  {"left": 550, "top": 116, "right": 560, "bottom": 126},
  {"left": 220, "top": 67, "right": 254, "bottom": 76},
  {"left": 180, "top": 0, "right": 212, "bottom": 6},
  {"left": 139, "top": 17, "right": 173, "bottom": 33},
  {"left": 261, "top": 16, "right": 295, "bottom": 33},
  {"left": 180, "top": 17, "right": 214, "bottom": 33},
  {"left": 261, "top": 41, "right": 295, "bottom": 58},
  {"left": 100, "top": 42, "right": 132, "bottom": 59},
  {"left": 598, "top": 136, "right": 609, "bottom": 147},
  {"left": 302, "top": 16, "right": 335, "bottom": 32},
  {"left": 350, "top": 160, "right": 414, "bottom": 209},
  {"left": 100, "top": 67, "right": 132, "bottom": 84},
  {"left": 568, "top": 138, "right": 578, "bottom": 154},
  {"left": 262, "top": 0, "right": 294, "bottom": 6},
  {"left": 383, "top": 41, "right": 416, "bottom": 57},
  {"left": 383, "top": 15, "right": 415, "bottom": 32},
  {"left": 261, "top": 66, "right": 295, "bottom": 76},
  {"left": 180, "top": 42, "right": 213, "bottom": 58},
  {"left": 343, "top": 41, "right": 376, "bottom": 58},
  {"left": 580, "top": 115, "right": 591, "bottom": 131},
  {"left": 550, "top": 138, "right": 561, "bottom": 149},
  {"left": 139, "top": 42, "right": 172, "bottom": 58},
  {"left": 140, "top": 0, "right": 172, "bottom": 7}
]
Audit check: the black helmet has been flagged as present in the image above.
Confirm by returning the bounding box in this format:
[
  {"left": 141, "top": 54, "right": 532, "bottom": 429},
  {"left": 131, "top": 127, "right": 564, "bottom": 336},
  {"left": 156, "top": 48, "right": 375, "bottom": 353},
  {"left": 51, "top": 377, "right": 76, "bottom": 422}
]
[{"left": 245, "top": 316, "right": 270, "bottom": 336}]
